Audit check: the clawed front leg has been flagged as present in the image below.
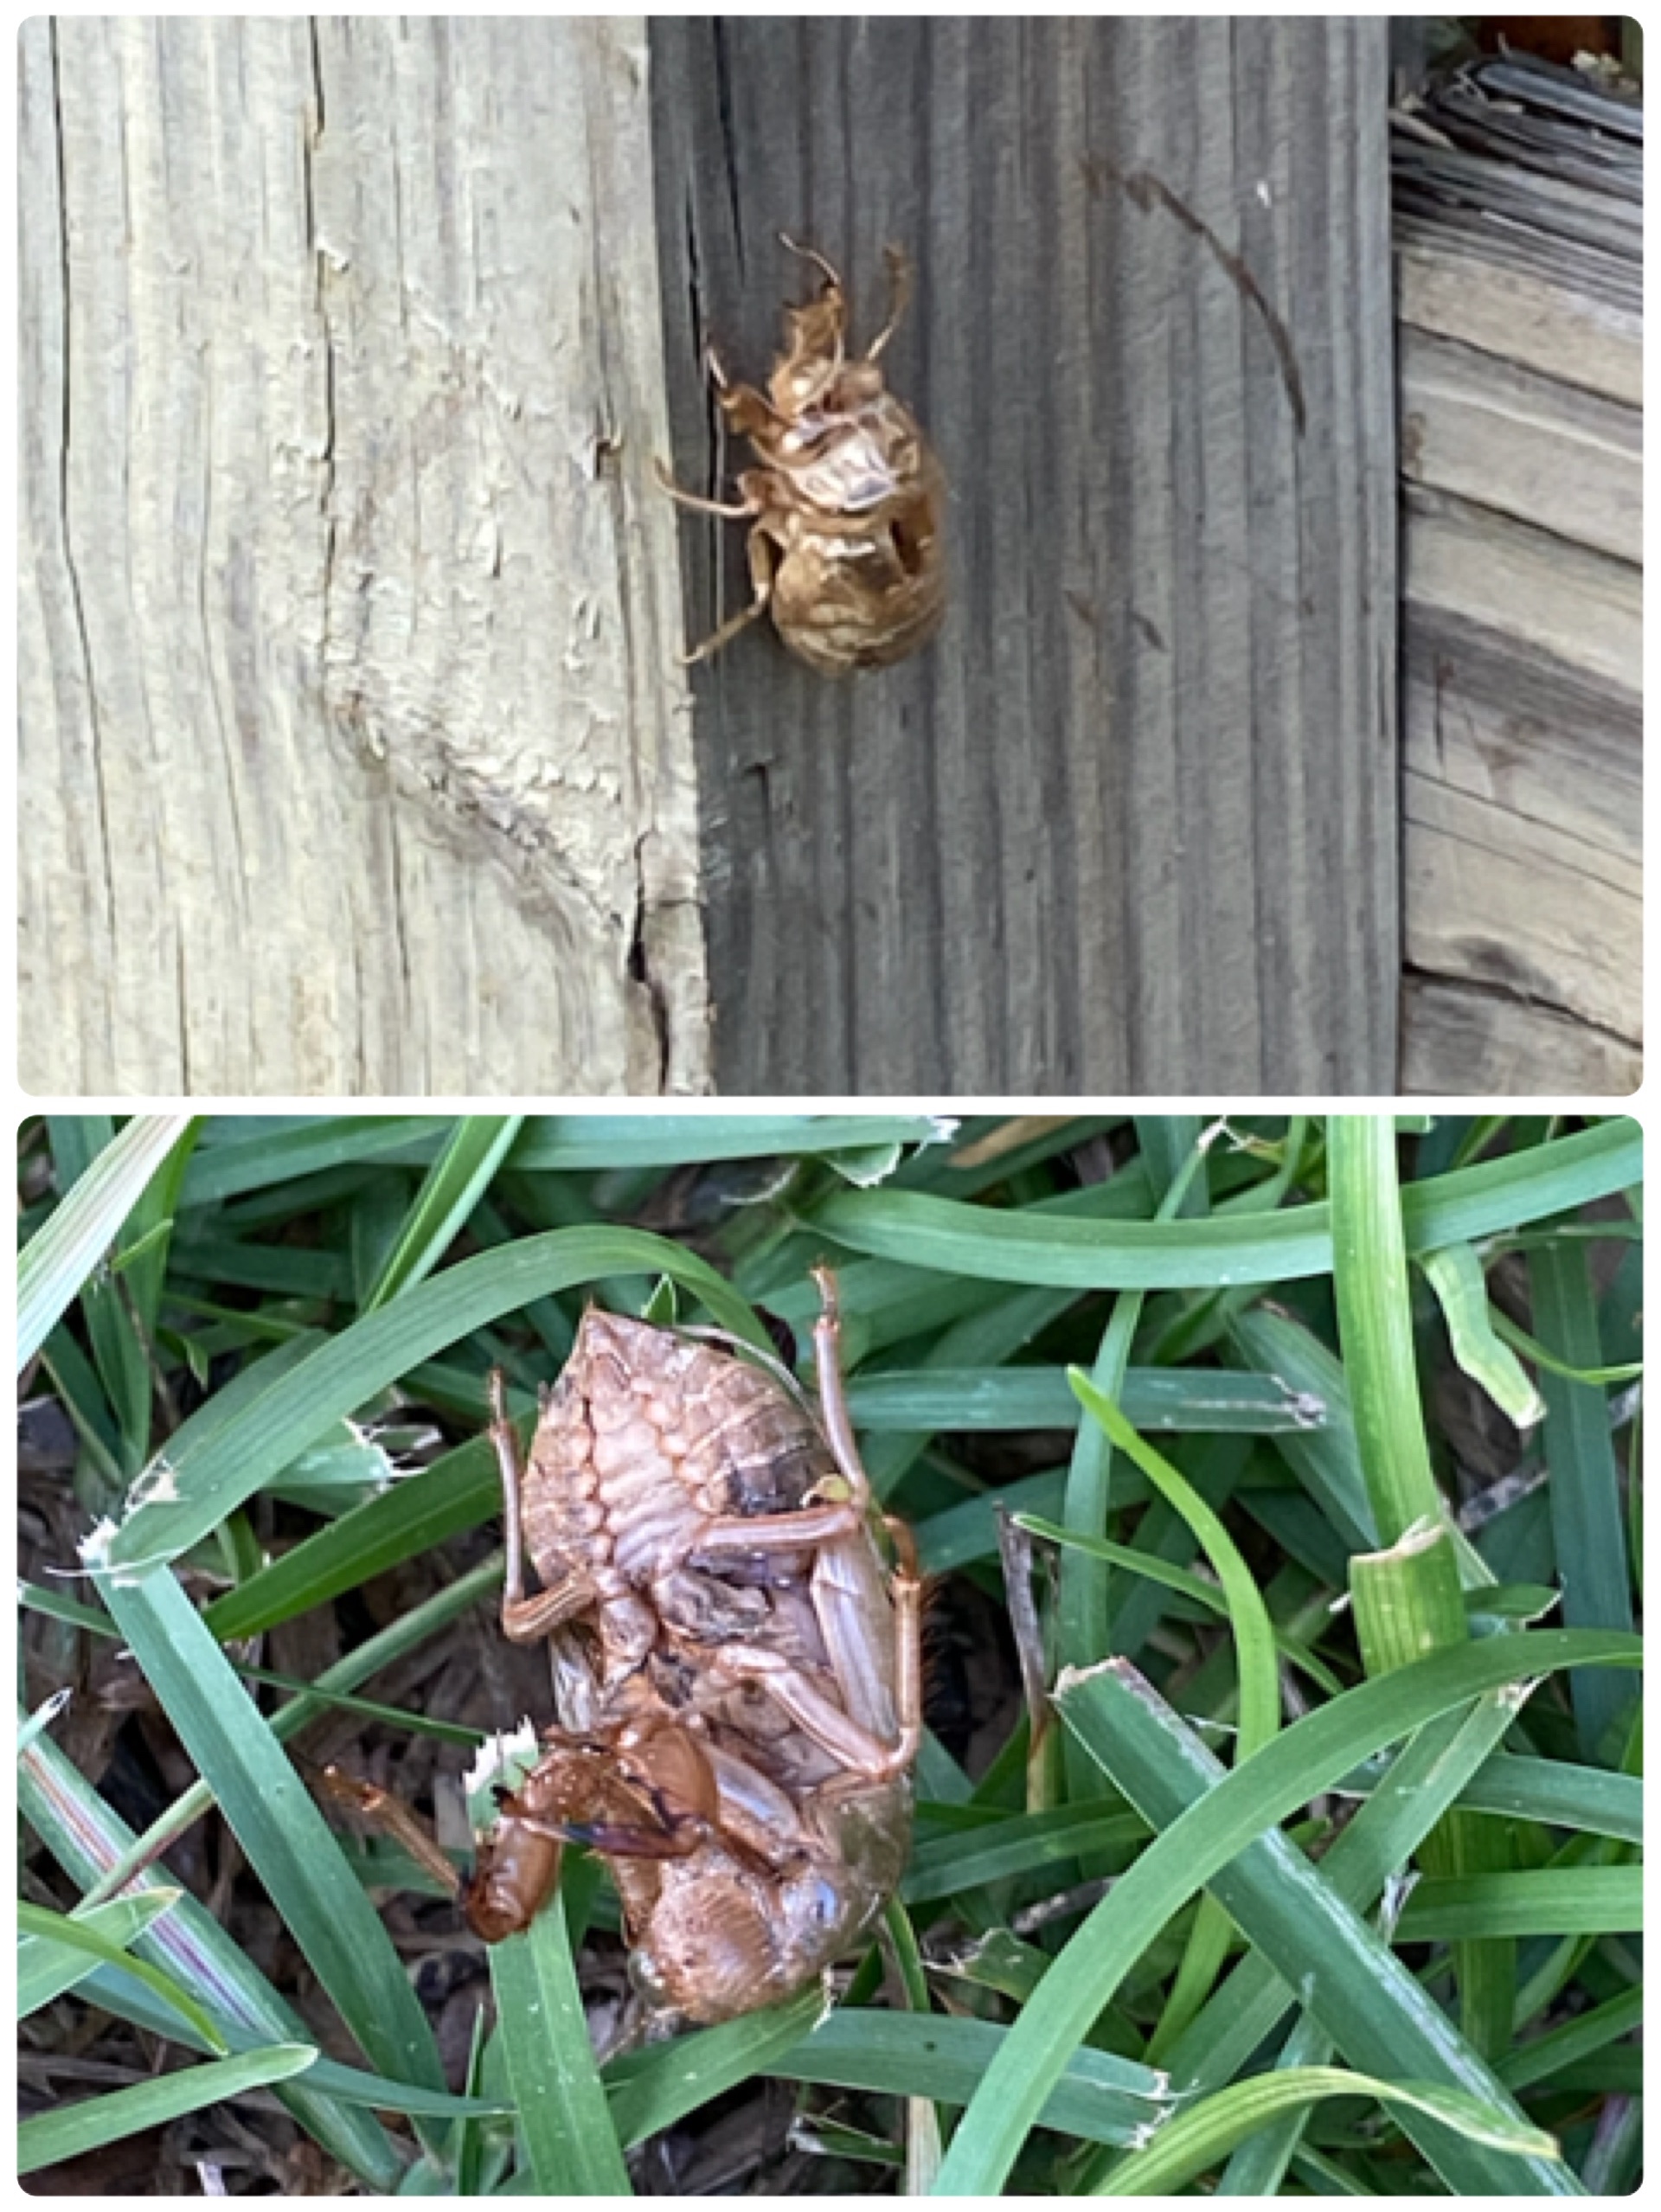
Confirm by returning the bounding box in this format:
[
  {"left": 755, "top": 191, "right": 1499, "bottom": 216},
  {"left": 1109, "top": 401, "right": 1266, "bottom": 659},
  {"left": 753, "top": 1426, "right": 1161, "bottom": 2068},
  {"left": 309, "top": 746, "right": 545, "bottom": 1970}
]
[{"left": 317, "top": 1765, "right": 463, "bottom": 1898}]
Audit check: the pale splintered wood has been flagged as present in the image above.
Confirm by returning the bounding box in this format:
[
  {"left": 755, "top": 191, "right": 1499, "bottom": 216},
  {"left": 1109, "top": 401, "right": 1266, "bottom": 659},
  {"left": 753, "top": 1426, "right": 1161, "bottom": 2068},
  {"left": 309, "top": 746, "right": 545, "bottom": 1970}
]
[
  {"left": 1396, "top": 234, "right": 1640, "bottom": 407},
  {"left": 1394, "top": 58, "right": 1641, "bottom": 1093},
  {"left": 1401, "top": 330, "right": 1640, "bottom": 564},
  {"left": 650, "top": 17, "right": 1398, "bottom": 1093},
  {"left": 20, "top": 18, "right": 709, "bottom": 1095}
]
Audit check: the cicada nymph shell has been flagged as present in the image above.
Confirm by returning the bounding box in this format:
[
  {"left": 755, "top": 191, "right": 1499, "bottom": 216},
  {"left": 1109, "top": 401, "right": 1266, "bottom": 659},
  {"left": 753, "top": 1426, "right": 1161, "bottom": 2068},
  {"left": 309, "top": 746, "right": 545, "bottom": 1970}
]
[
  {"left": 658, "top": 238, "right": 946, "bottom": 675},
  {"left": 471, "top": 1271, "right": 922, "bottom": 2026}
]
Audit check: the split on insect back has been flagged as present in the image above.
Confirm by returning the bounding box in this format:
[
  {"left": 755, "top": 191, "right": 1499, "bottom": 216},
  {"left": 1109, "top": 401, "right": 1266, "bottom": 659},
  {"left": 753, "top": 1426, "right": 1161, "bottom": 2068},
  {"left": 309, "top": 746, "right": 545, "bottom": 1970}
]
[{"left": 657, "top": 234, "right": 947, "bottom": 675}]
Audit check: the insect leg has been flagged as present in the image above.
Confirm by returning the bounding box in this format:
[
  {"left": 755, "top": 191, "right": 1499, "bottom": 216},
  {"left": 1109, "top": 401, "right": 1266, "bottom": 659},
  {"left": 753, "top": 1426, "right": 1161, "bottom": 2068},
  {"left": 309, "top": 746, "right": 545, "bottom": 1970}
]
[
  {"left": 865, "top": 244, "right": 913, "bottom": 361},
  {"left": 803, "top": 1268, "right": 925, "bottom": 1772},
  {"left": 652, "top": 456, "right": 757, "bottom": 520},
  {"left": 679, "top": 528, "right": 778, "bottom": 667},
  {"left": 707, "top": 1638, "right": 920, "bottom": 1783},
  {"left": 317, "top": 1765, "right": 462, "bottom": 1899},
  {"left": 488, "top": 1368, "right": 602, "bottom": 1644},
  {"left": 505, "top": 1810, "right": 704, "bottom": 1860},
  {"left": 880, "top": 1511, "right": 926, "bottom": 1772},
  {"left": 683, "top": 1494, "right": 864, "bottom": 1559},
  {"left": 807, "top": 1265, "right": 875, "bottom": 1516},
  {"left": 488, "top": 1367, "right": 532, "bottom": 1617}
]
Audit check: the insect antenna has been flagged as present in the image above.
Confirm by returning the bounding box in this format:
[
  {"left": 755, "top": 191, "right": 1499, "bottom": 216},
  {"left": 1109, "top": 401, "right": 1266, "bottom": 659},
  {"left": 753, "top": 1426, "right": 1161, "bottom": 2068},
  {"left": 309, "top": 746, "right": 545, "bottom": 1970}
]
[
  {"left": 777, "top": 231, "right": 841, "bottom": 291},
  {"left": 776, "top": 231, "right": 847, "bottom": 399}
]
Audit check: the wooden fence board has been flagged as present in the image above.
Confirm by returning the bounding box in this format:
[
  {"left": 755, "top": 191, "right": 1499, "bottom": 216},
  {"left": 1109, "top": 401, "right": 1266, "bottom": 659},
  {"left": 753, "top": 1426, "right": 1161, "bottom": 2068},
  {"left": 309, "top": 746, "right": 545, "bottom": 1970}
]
[
  {"left": 650, "top": 16, "right": 1398, "bottom": 1093},
  {"left": 20, "top": 17, "right": 709, "bottom": 1095},
  {"left": 1393, "top": 55, "right": 1641, "bottom": 1093},
  {"left": 1401, "top": 980, "right": 1641, "bottom": 1095},
  {"left": 1404, "top": 773, "right": 1640, "bottom": 1042}
]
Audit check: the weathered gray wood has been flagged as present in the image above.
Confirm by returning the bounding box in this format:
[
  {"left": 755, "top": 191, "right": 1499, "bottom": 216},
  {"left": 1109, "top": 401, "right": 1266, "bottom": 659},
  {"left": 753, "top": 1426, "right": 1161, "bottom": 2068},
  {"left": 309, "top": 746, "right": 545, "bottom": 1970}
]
[
  {"left": 1400, "top": 330, "right": 1639, "bottom": 563},
  {"left": 1401, "top": 979, "right": 1640, "bottom": 1094},
  {"left": 650, "top": 17, "right": 1397, "bottom": 1093},
  {"left": 20, "top": 17, "right": 709, "bottom": 1095},
  {"left": 1405, "top": 765, "right": 1640, "bottom": 1040},
  {"left": 1396, "top": 228, "right": 1641, "bottom": 402},
  {"left": 1393, "top": 57, "right": 1642, "bottom": 1093}
]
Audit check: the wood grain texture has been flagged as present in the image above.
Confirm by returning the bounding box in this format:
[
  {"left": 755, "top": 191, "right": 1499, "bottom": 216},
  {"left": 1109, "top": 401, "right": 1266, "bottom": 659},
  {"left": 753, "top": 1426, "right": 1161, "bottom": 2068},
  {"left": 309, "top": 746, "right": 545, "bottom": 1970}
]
[
  {"left": 1393, "top": 58, "right": 1641, "bottom": 1093},
  {"left": 1405, "top": 769, "right": 1639, "bottom": 1041},
  {"left": 650, "top": 16, "right": 1397, "bottom": 1093},
  {"left": 1401, "top": 980, "right": 1640, "bottom": 1095},
  {"left": 20, "top": 17, "right": 710, "bottom": 1095}
]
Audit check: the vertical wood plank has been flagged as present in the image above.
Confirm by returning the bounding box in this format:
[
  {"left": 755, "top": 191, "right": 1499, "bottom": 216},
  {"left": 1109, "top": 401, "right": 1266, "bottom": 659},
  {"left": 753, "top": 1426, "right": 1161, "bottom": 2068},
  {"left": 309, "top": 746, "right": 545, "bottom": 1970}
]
[
  {"left": 651, "top": 16, "right": 1397, "bottom": 1094},
  {"left": 20, "top": 18, "right": 709, "bottom": 1095}
]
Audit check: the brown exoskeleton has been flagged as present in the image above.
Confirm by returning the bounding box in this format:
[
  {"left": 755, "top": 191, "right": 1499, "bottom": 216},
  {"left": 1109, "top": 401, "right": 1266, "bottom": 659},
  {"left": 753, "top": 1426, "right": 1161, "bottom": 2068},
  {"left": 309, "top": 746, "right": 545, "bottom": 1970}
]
[
  {"left": 657, "top": 237, "right": 946, "bottom": 675},
  {"left": 467, "top": 1267, "right": 921, "bottom": 2025}
]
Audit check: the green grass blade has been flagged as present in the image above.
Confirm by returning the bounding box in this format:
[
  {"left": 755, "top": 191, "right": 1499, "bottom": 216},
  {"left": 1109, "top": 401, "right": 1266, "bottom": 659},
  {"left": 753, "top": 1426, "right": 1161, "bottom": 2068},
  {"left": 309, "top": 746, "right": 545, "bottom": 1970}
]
[
  {"left": 18, "top": 1113, "right": 196, "bottom": 1369},
  {"left": 1016, "top": 1515, "right": 1344, "bottom": 1697},
  {"left": 1413, "top": 1751, "right": 1642, "bottom": 1843},
  {"left": 1396, "top": 1867, "right": 1642, "bottom": 1940},
  {"left": 178, "top": 1115, "right": 456, "bottom": 1205},
  {"left": 1224, "top": 1306, "right": 1378, "bottom": 1548},
  {"left": 510, "top": 1112, "right": 951, "bottom": 1171},
  {"left": 199, "top": 1432, "right": 503, "bottom": 1642},
  {"left": 16, "top": 1892, "right": 181, "bottom": 2017},
  {"left": 1091, "top": 1690, "right": 1524, "bottom": 2110},
  {"left": 902, "top": 1804, "right": 1144, "bottom": 1902},
  {"left": 810, "top": 1121, "right": 1639, "bottom": 1290},
  {"left": 67, "top": 1959, "right": 508, "bottom": 2124},
  {"left": 813, "top": 1183, "right": 1335, "bottom": 1287},
  {"left": 1100, "top": 2066, "right": 1560, "bottom": 2194},
  {"left": 19, "top": 2044, "right": 319, "bottom": 2177},
  {"left": 1069, "top": 1374, "right": 1282, "bottom": 2059},
  {"left": 81, "top": 1543, "right": 449, "bottom": 2111},
  {"left": 1530, "top": 1233, "right": 1637, "bottom": 1757},
  {"left": 1054, "top": 1664, "right": 1578, "bottom": 2197},
  {"left": 847, "top": 1364, "right": 1319, "bottom": 1433},
  {"left": 1333, "top": 1119, "right": 1517, "bottom": 2053},
  {"left": 1420, "top": 1241, "right": 1546, "bottom": 1427},
  {"left": 18, "top": 1719, "right": 403, "bottom": 2187},
  {"left": 491, "top": 1905, "right": 632, "bottom": 2192},
  {"left": 929, "top": 1628, "right": 1635, "bottom": 2195},
  {"left": 1058, "top": 1124, "right": 1209, "bottom": 1689},
  {"left": 1068, "top": 1379, "right": 1281, "bottom": 1755},
  {"left": 16, "top": 1899, "right": 227, "bottom": 2050},
  {"left": 1211, "top": 2003, "right": 1337, "bottom": 2198},
  {"left": 603, "top": 1986, "right": 825, "bottom": 2148},
  {"left": 361, "top": 1113, "right": 525, "bottom": 1310},
  {"left": 45, "top": 1116, "right": 156, "bottom": 1472},
  {"left": 1329, "top": 1117, "right": 1443, "bottom": 1538},
  {"left": 1496, "top": 1986, "right": 1643, "bottom": 2092},
  {"left": 770, "top": 2009, "right": 1173, "bottom": 2150}
]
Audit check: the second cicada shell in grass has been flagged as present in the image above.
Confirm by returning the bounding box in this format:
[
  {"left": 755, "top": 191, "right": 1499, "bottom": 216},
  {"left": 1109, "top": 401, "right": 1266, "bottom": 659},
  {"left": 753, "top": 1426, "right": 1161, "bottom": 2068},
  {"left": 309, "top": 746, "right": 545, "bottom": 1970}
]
[
  {"left": 658, "top": 237, "right": 946, "bottom": 675},
  {"left": 469, "top": 1269, "right": 922, "bottom": 2026}
]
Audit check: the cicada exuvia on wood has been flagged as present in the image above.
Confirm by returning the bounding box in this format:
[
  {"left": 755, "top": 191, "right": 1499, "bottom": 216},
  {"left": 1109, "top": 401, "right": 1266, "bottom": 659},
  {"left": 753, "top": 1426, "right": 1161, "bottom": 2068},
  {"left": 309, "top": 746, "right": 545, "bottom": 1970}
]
[{"left": 659, "top": 236, "right": 946, "bottom": 675}]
